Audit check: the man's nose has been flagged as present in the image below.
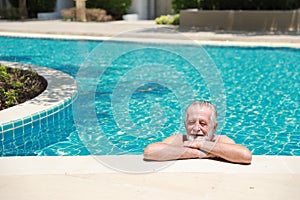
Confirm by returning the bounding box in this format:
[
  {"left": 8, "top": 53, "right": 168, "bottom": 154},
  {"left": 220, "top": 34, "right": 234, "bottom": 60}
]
[{"left": 193, "top": 123, "right": 201, "bottom": 131}]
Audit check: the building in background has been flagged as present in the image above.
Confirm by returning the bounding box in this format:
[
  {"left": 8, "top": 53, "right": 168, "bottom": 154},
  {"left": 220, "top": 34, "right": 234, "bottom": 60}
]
[
  {"left": 44, "top": 0, "right": 172, "bottom": 20},
  {"left": 128, "top": 0, "right": 172, "bottom": 20},
  {"left": 0, "top": 0, "right": 12, "bottom": 9},
  {"left": 38, "top": 0, "right": 74, "bottom": 19},
  {"left": 0, "top": 0, "right": 172, "bottom": 20}
]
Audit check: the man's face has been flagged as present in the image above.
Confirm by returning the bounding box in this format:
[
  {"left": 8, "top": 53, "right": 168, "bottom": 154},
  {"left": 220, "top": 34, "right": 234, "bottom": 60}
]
[{"left": 185, "top": 105, "right": 214, "bottom": 139}]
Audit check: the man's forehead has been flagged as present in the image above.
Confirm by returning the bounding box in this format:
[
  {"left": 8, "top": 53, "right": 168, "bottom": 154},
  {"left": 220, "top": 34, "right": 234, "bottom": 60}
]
[{"left": 187, "top": 105, "right": 212, "bottom": 118}]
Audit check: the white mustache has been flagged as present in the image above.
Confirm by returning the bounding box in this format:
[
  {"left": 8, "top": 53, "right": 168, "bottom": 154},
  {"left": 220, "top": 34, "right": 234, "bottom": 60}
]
[
  {"left": 191, "top": 130, "right": 204, "bottom": 136},
  {"left": 187, "top": 130, "right": 212, "bottom": 141}
]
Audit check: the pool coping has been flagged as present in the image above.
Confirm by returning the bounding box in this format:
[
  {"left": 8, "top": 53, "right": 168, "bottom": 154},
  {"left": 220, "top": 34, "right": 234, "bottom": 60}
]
[
  {"left": 0, "top": 155, "right": 299, "bottom": 200},
  {"left": 0, "top": 155, "right": 299, "bottom": 175},
  {"left": 0, "top": 30, "right": 300, "bottom": 48},
  {"left": 0, "top": 61, "right": 77, "bottom": 126}
]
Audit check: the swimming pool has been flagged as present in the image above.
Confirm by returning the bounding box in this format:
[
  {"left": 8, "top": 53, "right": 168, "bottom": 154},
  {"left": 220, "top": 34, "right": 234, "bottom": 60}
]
[{"left": 0, "top": 36, "right": 299, "bottom": 156}]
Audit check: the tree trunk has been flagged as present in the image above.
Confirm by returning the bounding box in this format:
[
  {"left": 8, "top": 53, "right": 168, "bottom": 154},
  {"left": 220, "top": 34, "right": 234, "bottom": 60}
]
[
  {"left": 19, "top": 0, "right": 28, "bottom": 19},
  {"left": 75, "top": 0, "right": 87, "bottom": 21}
]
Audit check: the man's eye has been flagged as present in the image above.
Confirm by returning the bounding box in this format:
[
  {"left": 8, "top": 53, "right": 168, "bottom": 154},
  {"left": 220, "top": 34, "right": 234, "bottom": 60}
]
[
  {"left": 200, "top": 122, "right": 206, "bottom": 126},
  {"left": 188, "top": 121, "right": 195, "bottom": 125}
]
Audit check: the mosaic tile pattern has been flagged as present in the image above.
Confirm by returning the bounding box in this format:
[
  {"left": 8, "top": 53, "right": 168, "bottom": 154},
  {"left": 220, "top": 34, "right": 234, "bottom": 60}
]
[{"left": 0, "top": 61, "right": 77, "bottom": 156}]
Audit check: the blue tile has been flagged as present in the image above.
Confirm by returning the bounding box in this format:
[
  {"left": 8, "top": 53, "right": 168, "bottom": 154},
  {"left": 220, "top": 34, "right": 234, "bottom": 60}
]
[
  {"left": 14, "top": 126, "right": 24, "bottom": 136},
  {"left": 32, "top": 113, "right": 40, "bottom": 122},
  {"left": 3, "top": 122, "right": 13, "bottom": 131},
  {"left": 0, "top": 142, "right": 3, "bottom": 155},
  {"left": 23, "top": 117, "right": 32, "bottom": 126},
  {"left": 3, "top": 141, "right": 17, "bottom": 154},
  {"left": 23, "top": 124, "right": 33, "bottom": 136},
  {"left": 48, "top": 115, "right": 55, "bottom": 126},
  {"left": 3, "top": 129, "right": 14, "bottom": 143},
  {"left": 57, "top": 103, "right": 63, "bottom": 110},
  {"left": 39, "top": 111, "right": 47, "bottom": 119},
  {"left": 47, "top": 109, "right": 54, "bottom": 116},
  {"left": 53, "top": 106, "right": 59, "bottom": 113},
  {"left": 65, "top": 99, "right": 71, "bottom": 107},
  {"left": 53, "top": 112, "right": 60, "bottom": 125},
  {"left": 57, "top": 108, "right": 64, "bottom": 118},
  {"left": 40, "top": 116, "right": 48, "bottom": 127},
  {"left": 14, "top": 119, "right": 23, "bottom": 129},
  {"left": 32, "top": 120, "right": 41, "bottom": 132},
  {"left": 13, "top": 130, "right": 25, "bottom": 148}
]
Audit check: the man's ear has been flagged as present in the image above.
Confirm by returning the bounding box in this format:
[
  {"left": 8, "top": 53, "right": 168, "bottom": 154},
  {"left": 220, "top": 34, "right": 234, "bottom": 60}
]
[{"left": 213, "top": 122, "right": 218, "bottom": 132}]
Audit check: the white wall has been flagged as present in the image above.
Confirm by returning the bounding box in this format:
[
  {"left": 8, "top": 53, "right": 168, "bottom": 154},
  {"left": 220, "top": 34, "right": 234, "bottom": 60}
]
[
  {"left": 129, "top": 0, "right": 172, "bottom": 20},
  {"left": 38, "top": 0, "right": 74, "bottom": 19},
  {"left": 180, "top": 10, "right": 300, "bottom": 33},
  {"left": 155, "top": 0, "right": 172, "bottom": 17},
  {"left": 0, "top": 0, "right": 12, "bottom": 8},
  {"left": 55, "top": 0, "right": 74, "bottom": 17},
  {"left": 129, "top": 0, "right": 149, "bottom": 20}
]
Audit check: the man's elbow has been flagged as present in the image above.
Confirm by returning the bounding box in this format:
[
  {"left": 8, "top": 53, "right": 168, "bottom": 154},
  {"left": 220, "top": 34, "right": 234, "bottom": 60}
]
[
  {"left": 143, "top": 145, "right": 153, "bottom": 160},
  {"left": 143, "top": 142, "right": 169, "bottom": 161},
  {"left": 241, "top": 148, "right": 252, "bottom": 164},
  {"left": 143, "top": 143, "right": 159, "bottom": 160}
]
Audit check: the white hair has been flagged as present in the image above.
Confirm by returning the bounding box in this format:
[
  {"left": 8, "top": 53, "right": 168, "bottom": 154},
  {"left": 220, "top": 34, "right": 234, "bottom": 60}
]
[{"left": 184, "top": 100, "right": 218, "bottom": 127}]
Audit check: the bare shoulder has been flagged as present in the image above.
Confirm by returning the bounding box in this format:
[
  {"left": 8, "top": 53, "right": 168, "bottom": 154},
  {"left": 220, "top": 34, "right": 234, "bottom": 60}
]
[
  {"left": 162, "top": 134, "right": 184, "bottom": 146},
  {"left": 215, "top": 135, "right": 236, "bottom": 144}
]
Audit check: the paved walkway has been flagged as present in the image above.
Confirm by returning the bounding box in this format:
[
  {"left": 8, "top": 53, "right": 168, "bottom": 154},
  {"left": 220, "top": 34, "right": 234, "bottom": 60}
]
[
  {"left": 0, "top": 20, "right": 299, "bottom": 47},
  {"left": 0, "top": 20, "right": 299, "bottom": 200}
]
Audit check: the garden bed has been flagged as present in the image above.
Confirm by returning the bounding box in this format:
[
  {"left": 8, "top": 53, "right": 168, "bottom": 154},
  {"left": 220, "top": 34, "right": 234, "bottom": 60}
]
[{"left": 0, "top": 65, "right": 47, "bottom": 110}]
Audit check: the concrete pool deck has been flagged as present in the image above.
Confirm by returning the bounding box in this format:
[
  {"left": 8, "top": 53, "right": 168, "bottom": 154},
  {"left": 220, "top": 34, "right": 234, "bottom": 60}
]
[
  {"left": 0, "top": 155, "right": 299, "bottom": 200},
  {"left": 0, "top": 20, "right": 299, "bottom": 199}
]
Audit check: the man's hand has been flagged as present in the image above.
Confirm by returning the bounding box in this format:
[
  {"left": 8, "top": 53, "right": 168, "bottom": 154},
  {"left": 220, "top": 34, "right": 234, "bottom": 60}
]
[
  {"left": 183, "top": 140, "right": 213, "bottom": 158},
  {"left": 184, "top": 137, "right": 252, "bottom": 164},
  {"left": 183, "top": 140, "right": 204, "bottom": 149}
]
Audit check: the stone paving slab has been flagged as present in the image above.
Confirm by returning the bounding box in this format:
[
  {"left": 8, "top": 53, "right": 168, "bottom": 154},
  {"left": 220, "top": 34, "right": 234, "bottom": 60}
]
[{"left": 0, "top": 156, "right": 299, "bottom": 200}]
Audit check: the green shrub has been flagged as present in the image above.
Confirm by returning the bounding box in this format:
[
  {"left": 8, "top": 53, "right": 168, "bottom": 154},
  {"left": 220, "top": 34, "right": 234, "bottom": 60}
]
[
  {"left": 172, "top": 0, "right": 200, "bottom": 13},
  {"left": 173, "top": 14, "right": 180, "bottom": 25},
  {"left": 171, "top": 0, "right": 300, "bottom": 12},
  {"left": 7, "top": 0, "right": 18, "bottom": 7},
  {"left": 9, "top": 0, "right": 57, "bottom": 18},
  {"left": 200, "top": 0, "right": 300, "bottom": 10},
  {"left": 0, "top": 7, "right": 20, "bottom": 19},
  {"left": 86, "top": 0, "right": 132, "bottom": 20},
  {"left": 155, "top": 14, "right": 180, "bottom": 25},
  {"left": 0, "top": 65, "right": 47, "bottom": 110},
  {"left": 27, "top": 0, "right": 57, "bottom": 18}
]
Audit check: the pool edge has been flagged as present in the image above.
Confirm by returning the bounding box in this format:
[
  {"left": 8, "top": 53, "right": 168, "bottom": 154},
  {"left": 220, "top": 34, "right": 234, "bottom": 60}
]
[
  {"left": 0, "top": 61, "right": 77, "bottom": 126},
  {"left": 0, "top": 155, "right": 299, "bottom": 175}
]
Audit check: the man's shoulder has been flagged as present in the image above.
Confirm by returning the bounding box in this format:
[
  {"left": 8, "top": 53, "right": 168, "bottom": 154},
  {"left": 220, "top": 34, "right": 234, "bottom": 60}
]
[{"left": 214, "top": 135, "right": 235, "bottom": 144}]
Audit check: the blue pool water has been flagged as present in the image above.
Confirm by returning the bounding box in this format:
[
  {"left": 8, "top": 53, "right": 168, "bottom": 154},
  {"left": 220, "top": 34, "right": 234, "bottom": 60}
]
[{"left": 0, "top": 36, "right": 299, "bottom": 156}]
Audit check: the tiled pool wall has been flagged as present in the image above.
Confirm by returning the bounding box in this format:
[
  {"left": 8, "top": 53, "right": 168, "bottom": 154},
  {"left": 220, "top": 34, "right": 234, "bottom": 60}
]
[
  {"left": 0, "top": 97, "right": 76, "bottom": 156},
  {"left": 0, "top": 61, "right": 77, "bottom": 156}
]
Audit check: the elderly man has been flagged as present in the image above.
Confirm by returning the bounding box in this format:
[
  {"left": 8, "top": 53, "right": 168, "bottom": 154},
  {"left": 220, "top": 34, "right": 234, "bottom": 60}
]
[{"left": 144, "top": 101, "right": 252, "bottom": 164}]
